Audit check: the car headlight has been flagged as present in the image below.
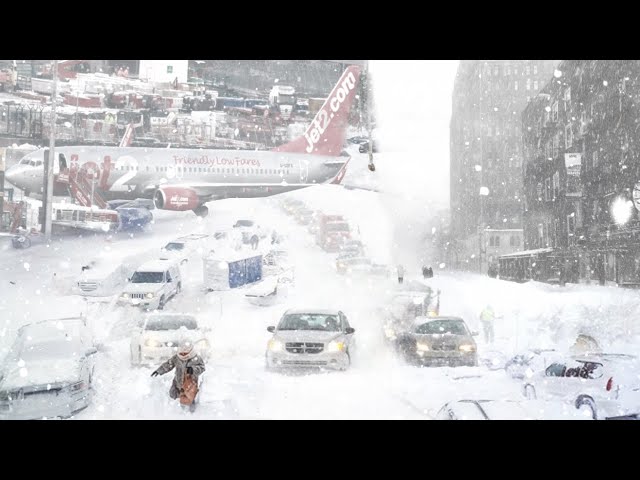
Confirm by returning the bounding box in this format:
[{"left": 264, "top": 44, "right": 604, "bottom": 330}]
[
  {"left": 417, "top": 342, "right": 430, "bottom": 352},
  {"left": 146, "top": 292, "right": 154, "bottom": 299},
  {"left": 459, "top": 344, "right": 476, "bottom": 353},
  {"left": 384, "top": 327, "right": 396, "bottom": 339},
  {"left": 145, "top": 339, "right": 161, "bottom": 347},
  {"left": 268, "top": 339, "right": 283, "bottom": 352},
  {"left": 327, "top": 340, "right": 345, "bottom": 353},
  {"left": 121, "top": 293, "right": 130, "bottom": 299},
  {"left": 427, "top": 310, "right": 438, "bottom": 317}
]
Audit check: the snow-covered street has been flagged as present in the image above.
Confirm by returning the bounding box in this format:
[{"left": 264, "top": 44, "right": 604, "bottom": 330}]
[{"left": 3, "top": 158, "right": 639, "bottom": 419}]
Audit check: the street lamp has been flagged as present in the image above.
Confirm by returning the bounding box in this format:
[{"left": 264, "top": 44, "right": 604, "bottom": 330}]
[{"left": 612, "top": 197, "right": 633, "bottom": 225}]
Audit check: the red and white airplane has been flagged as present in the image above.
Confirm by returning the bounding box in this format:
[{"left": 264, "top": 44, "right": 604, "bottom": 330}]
[{"left": 6, "top": 65, "right": 361, "bottom": 217}]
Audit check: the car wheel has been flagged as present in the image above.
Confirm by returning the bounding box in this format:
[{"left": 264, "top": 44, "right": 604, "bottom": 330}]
[
  {"left": 575, "top": 395, "right": 598, "bottom": 420},
  {"left": 158, "top": 296, "right": 166, "bottom": 310},
  {"left": 523, "top": 384, "right": 537, "bottom": 400}
]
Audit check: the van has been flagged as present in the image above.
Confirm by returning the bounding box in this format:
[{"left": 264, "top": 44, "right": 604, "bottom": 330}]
[{"left": 118, "top": 259, "right": 182, "bottom": 310}]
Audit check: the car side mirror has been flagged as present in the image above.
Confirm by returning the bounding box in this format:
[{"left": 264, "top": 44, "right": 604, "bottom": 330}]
[
  {"left": 86, "top": 347, "right": 98, "bottom": 356},
  {"left": 345, "top": 327, "right": 355, "bottom": 334},
  {"left": 267, "top": 326, "right": 276, "bottom": 333},
  {"left": 471, "top": 331, "right": 479, "bottom": 336},
  {"left": 167, "top": 278, "right": 172, "bottom": 283},
  {"left": 127, "top": 277, "right": 131, "bottom": 282}
]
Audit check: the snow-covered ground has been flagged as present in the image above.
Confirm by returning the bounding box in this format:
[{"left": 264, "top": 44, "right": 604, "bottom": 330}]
[
  {"left": 2, "top": 162, "right": 639, "bottom": 419},
  {"left": 4, "top": 61, "right": 639, "bottom": 419}
]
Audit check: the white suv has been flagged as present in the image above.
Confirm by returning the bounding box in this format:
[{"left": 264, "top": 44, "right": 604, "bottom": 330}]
[
  {"left": 159, "top": 233, "right": 211, "bottom": 264},
  {"left": 118, "top": 259, "right": 182, "bottom": 310}
]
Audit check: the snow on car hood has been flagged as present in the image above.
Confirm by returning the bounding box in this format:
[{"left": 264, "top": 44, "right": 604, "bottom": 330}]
[
  {"left": 274, "top": 330, "right": 343, "bottom": 343},
  {"left": 140, "top": 329, "right": 205, "bottom": 345},
  {"left": 0, "top": 358, "right": 81, "bottom": 391},
  {"left": 123, "top": 283, "right": 166, "bottom": 294}
]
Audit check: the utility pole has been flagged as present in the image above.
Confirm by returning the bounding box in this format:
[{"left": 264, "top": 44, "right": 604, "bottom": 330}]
[
  {"left": 43, "top": 60, "right": 58, "bottom": 241},
  {"left": 366, "top": 60, "right": 375, "bottom": 172}
]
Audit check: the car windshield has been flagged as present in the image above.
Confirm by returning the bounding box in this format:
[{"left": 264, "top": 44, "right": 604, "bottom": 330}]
[
  {"left": 278, "top": 314, "right": 340, "bottom": 331},
  {"left": 416, "top": 320, "right": 468, "bottom": 335},
  {"left": 327, "top": 223, "right": 349, "bottom": 232},
  {"left": 146, "top": 315, "right": 198, "bottom": 331},
  {"left": 234, "top": 220, "right": 254, "bottom": 227},
  {"left": 17, "top": 339, "right": 83, "bottom": 361},
  {"left": 163, "top": 243, "right": 184, "bottom": 251},
  {"left": 131, "top": 271, "right": 164, "bottom": 283}
]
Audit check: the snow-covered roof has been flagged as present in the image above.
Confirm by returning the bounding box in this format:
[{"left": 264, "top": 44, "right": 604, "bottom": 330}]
[
  {"left": 284, "top": 308, "right": 341, "bottom": 316},
  {"left": 499, "top": 247, "right": 554, "bottom": 259}
]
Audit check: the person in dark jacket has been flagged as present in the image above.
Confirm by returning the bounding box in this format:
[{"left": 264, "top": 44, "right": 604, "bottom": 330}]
[{"left": 151, "top": 341, "right": 206, "bottom": 400}]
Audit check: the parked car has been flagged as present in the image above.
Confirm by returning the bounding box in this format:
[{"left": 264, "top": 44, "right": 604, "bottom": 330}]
[
  {"left": 159, "top": 233, "right": 211, "bottom": 264},
  {"left": 265, "top": 309, "right": 356, "bottom": 371},
  {"left": 395, "top": 316, "right": 478, "bottom": 367},
  {"left": 522, "top": 353, "right": 640, "bottom": 420},
  {"left": 280, "top": 198, "right": 306, "bottom": 215},
  {"left": 0, "top": 318, "right": 97, "bottom": 420},
  {"left": 435, "top": 399, "right": 590, "bottom": 420},
  {"left": 232, "top": 219, "right": 267, "bottom": 245},
  {"left": 382, "top": 289, "right": 440, "bottom": 345},
  {"left": 118, "top": 259, "right": 182, "bottom": 310},
  {"left": 130, "top": 313, "right": 211, "bottom": 366}
]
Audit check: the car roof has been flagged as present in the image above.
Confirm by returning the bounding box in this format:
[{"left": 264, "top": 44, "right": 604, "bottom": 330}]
[
  {"left": 137, "top": 259, "right": 179, "bottom": 272},
  {"left": 284, "top": 308, "right": 341, "bottom": 315},
  {"left": 414, "top": 316, "right": 465, "bottom": 325}
]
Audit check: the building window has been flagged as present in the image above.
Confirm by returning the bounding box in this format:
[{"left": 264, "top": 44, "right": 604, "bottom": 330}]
[
  {"left": 564, "top": 87, "right": 571, "bottom": 102},
  {"left": 526, "top": 78, "right": 531, "bottom": 90},
  {"left": 553, "top": 133, "right": 560, "bottom": 158},
  {"left": 545, "top": 178, "right": 551, "bottom": 201},
  {"left": 534, "top": 80, "right": 539, "bottom": 90},
  {"left": 495, "top": 236, "right": 500, "bottom": 247},
  {"left": 552, "top": 101, "right": 559, "bottom": 122},
  {"left": 514, "top": 81, "right": 518, "bottom": 91},
  {"left": 533, "top": 65, "right": 538, "bottom": 75},
  {"left": 510, "top": 235, "right": 520, "bottom": 247},
  {"left": 565, "top": 124, "right": 573, "bottom": 149},
  {"left": 526, "top": 66, "right": 531, "bottom": 75},
  {"left": 567, "top": 214, "right": 576, "bottom": 240},
  {"left": 537, "top": 182, "right": 543, "bottom": 200},
  {"left": 167, "top": 65, "right": 173, "bottom": 74},
  {"left": 593, "top": 150, "right": 599, "bottom": 168},
  {"left": 489, "top": 236, "right": 495, "bottom": 247},
  {"left": 506, "top": 65, "right": 511, "bottom": 76},
  {"left": 552, "top": 171, "right": 560, "bottom": 200}
]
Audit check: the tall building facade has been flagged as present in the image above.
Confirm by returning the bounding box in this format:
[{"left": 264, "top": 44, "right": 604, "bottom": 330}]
[
  {"left": 450, "top": 60, "right": 558, "bottom": 271},
  {"left": 521, "top": 60, "right": 640, "bottom": 286}
]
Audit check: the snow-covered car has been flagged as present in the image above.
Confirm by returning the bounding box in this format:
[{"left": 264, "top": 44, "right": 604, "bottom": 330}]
[
  {"left": 130, "top": 313, "right": 211, "bottom": 366},
  {"left": 73, "top": 259, "right": 135, "bottom": 297},
  {"left": 232, "top": 219, "right": 268, "bottom": 245},
  {"left": 265, "top": 309, "right": 356, "bottom": 371},
  {"left": 117, "top": 259, "right": 182, "bottom": 310},
  {"left": 522, "top": 353, "right": 640, "bottom": 419},
  {"left": 395, "top": 316, "right": 478, "bottom": 367},
  {"left": 159, "top": 233, "right": 211, "bottom": 264},
  {"left": 336, "top": 256, "right": 372, "bottom": 275},
  {"left": 336, "top": 245, "right": 364, "bottom": 261},
  {"left": 245, "top": 275, "right": 291, "bottom": 306},
  {"left": 280, "top": 198, "right": 306, "bottom": 215},
  {"left": 434, "top": 399, "right": 590, "bottom": 420},
  {"left": 293, "top": 208, "right": 316, "bottom": 225},
  {"left": 0, "top": 318, "right": 97, "bottom": 420},
  {"left": 504, "top": 348, "right": 558, "bottom": 379}
]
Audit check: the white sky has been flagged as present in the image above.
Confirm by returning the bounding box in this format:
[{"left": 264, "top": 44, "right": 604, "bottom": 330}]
[{"left": 370, "top": 60, "right": 459, "bottom": 207}]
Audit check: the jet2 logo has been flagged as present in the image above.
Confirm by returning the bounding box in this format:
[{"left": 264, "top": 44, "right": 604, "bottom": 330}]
[
  {"left": 304, "top": 71, "right": 357, "bottom": 153},
  {"left": 169, "top": 195, "right": 190, "bottom": 207}
]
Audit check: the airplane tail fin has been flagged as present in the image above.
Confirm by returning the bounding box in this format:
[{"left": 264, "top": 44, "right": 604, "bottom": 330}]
[
  {"left": 273, "top": 65, "right": 362, "bottom": 156},
  {"left": 119, "top": 123, "right": 134, "bottom": 148}
]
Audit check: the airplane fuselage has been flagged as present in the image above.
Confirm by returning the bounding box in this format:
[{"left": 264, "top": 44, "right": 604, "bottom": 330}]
[{"left": 6, "top": 146, "right": 347, "bottom": 202}]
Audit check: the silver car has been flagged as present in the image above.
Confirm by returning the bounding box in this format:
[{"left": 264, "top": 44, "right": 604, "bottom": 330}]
[
  {"left": 0, "top": 318, "right": 97, "bottom": 420},
  {"left": 265, "top": 309, "right": 356, "bottom": 371}
]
